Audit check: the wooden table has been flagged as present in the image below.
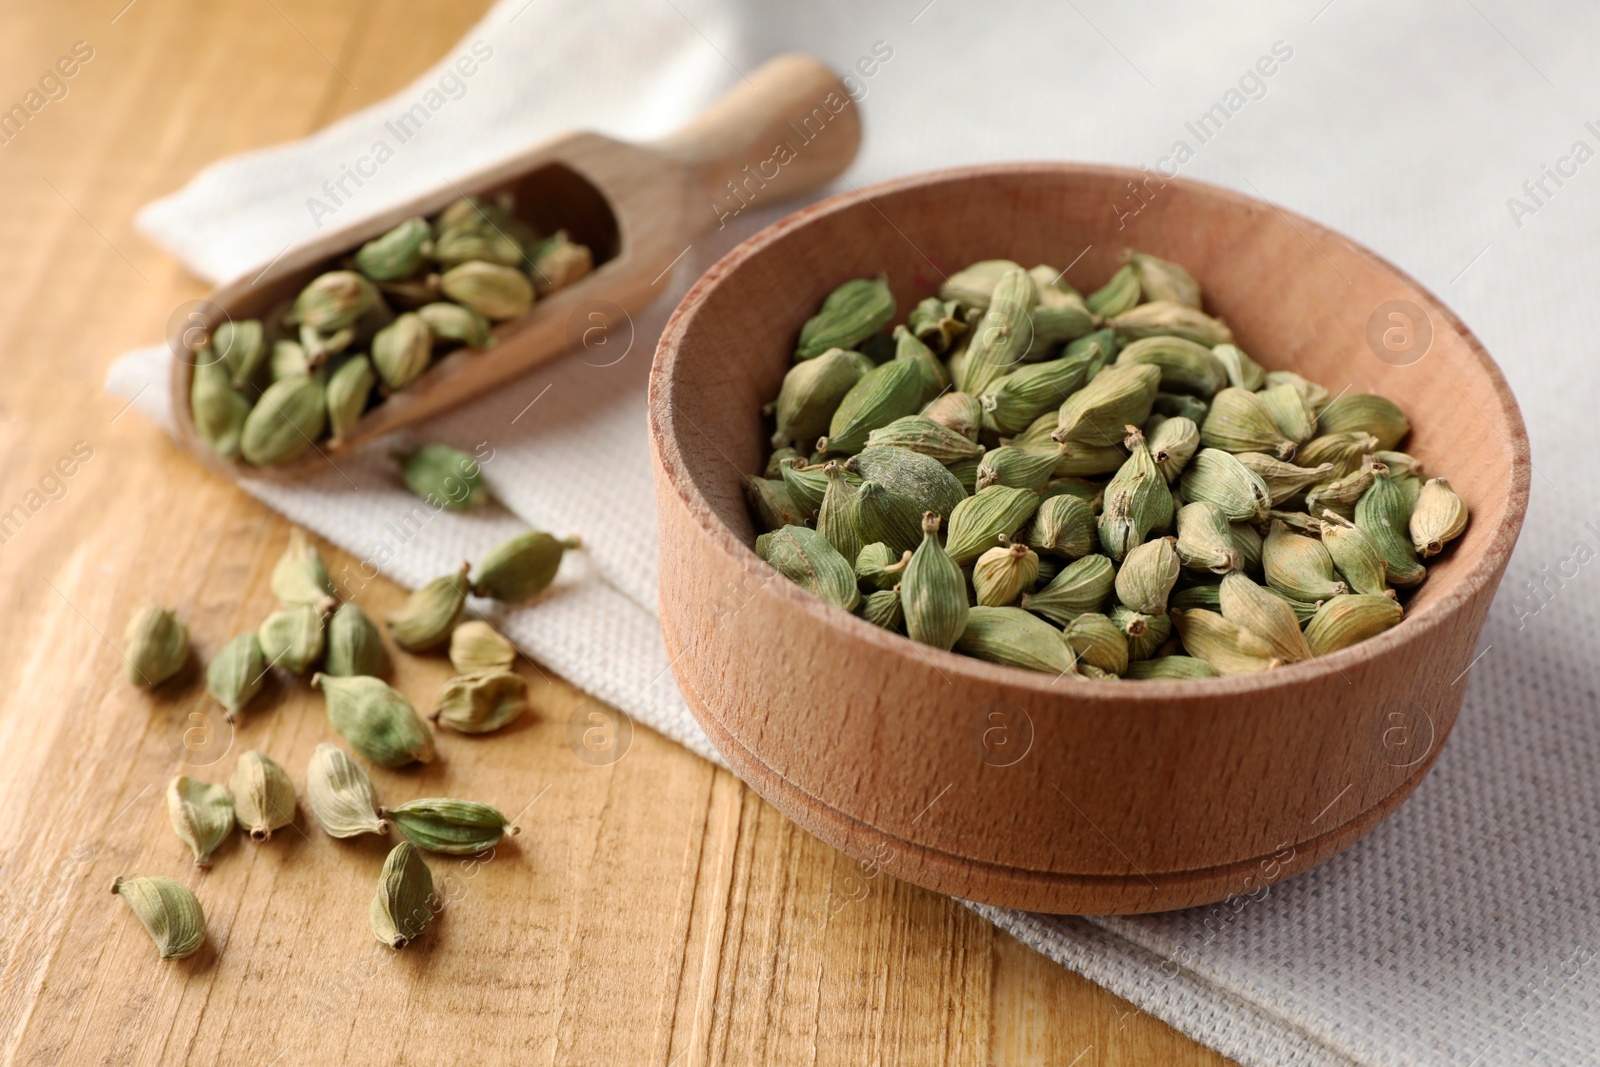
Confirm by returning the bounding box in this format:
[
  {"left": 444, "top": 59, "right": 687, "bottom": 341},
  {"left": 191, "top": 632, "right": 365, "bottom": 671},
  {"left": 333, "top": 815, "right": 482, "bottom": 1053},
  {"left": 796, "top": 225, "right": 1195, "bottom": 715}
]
[{"left": 0, "top": 2, "right": 1235, "bottom": 1063}]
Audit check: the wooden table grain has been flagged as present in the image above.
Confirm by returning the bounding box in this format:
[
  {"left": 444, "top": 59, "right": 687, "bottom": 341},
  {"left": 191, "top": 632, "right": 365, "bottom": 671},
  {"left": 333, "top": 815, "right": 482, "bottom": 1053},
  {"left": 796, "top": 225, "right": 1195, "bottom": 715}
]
[{"left": 0, "top": 2, "right": 1236, "bottom": 1063}]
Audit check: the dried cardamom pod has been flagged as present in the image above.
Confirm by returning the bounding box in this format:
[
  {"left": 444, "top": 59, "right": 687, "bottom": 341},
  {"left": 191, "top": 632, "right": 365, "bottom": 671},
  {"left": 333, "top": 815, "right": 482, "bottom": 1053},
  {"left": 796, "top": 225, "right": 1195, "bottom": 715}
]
[
  {"left": 1110, "top": 300, "right": 1233, "bottom": 346},
  {"left": 822, "top": 358, "right": 925, "bottom": 455},
  {"left": 449, "top": 620, "right": 515, "bottom": 675},
  {"left": 1305, "top": 455, "right": 1383, "bottom": 521},
  {"left": 1315, "top": 394, "right": 1410, "bottom": 451},
  {"left": 214, "top": 319, "right": 267, "bottom": 390},
  {"left": 973, "top": 539, "right": 1040, "bottom": 607},
  {"left": 1257, "top": 382, "right": 1318, "bottom": 445},
  {"left": 1111, "top": 604, "right": 1172, "bottom": 661},
  {"left": 1235, "top": 453, "right": 1335, "bottom": 506},
  {"left": 269, "top": 338, "right": 310, "bottom": 380},
  {"left": 383, "top": 798, "right": 517, "bottom": 855},
  {"left": 1304, "top": 594, "right": 1404, "bottom": 655},
  {"left": 292, "top": 271, "right": 378, "bottom": 331},
  {"left": 396, "top": 443, "right": 488, "bottom": 509},
  {"left": 955, "top": 606, "right": 1077, "bottom": 676},
  {"left": 1116, "top": 336, "right": 1227, "bottom": 397},
  {"left": 860, "top": 586, "right": 905, "bottom": 630},
  {"left": 744, "top": 475, "right": 805, "bottom": 531},
  {"left": 388, "top": 564, "right": 471, "bottom": 650},
  {"left": 190, "top": 360, "right": 251, "bottom": 459},
  {"left": 844, "top": 446, "right": 967, "bottom": 521},
  {"left": 239, "top": 373, "right": 327, "bottom": 466},
  {"left": 1152, "top": 392, "right": 1210, "bottom": 425},
  {"left": 167, "top": 776, "right": 233, "bottom": 868},
  {"left": 1128, "top": 252, "right": 1201, "bottom": 308},
  {"left": 756, "top": 525, "right": 860, "bottom": 612},
  {"left": 1375, "top": 450, "right": 1425, "bottom": 480},
  {"left": 1147, "top": 415, "right": 1200, "bottom": 483},
  {"left": 892, "top": 325, "right": 950, "bottom": 402},
  {"left": 1175, "top": 501, "right": 1240, "bottom": 574},
  {"left": 778, "top": 460, "right": 832, "bottom": 515},
  {"left": 206, "top": 632, "right": 266, "bottom": 721},
  {"left": 978, "top": 353, "right": 1093, "bottom": 436},
  {"left": 271, "top": 528, "right": 336, "bottom": 607},
  {"left": 433, "top": 226, "right": 523, "bottom": 268},
  {"left": 1170, "top": 608, "right": 1281, "bottom": 674},
  {"left": 258, "top": 603, "right": 326, "bottom": 674},
  {"left": 354, "top": 217, "right": 432, "bottom": 280},
  {"left": 1267, "top": 508, "right": 1323, "bottom": 536},
  {"left": 229, "top": 750, "right": 296, "bottom": 841},
  {"left": 908, "top": 296, "right": 966, "bottom": 352},
  {"left": 371, "top": 842, "right": 435, "bottom": 949},
  {"left": 1025, "top": 494, "right": 1095, "bottom": 559},
  {"left": 942, "top": 485, "right": 1038, "bottom": 564},
  {"left": 1026, "top": 286, "right": 1097, "bottom": 355},
  {"left": 768, "top": 348, "right": 870, "bottom": 449},
  {"left": 112, "top": 876, "right": 205, "bottom": 960},
  {"left": 1019, "top": 553, "right": 1115, "bottom": 625},
  {"left": 961, "top": 266, "right": 1036, "bottom": 398},
  {"left": 529, "top": 230, "right": 593, "bottom": 295},
  {"left": 1064, "top": 612, "right": 1130, "bottom": 676},
  {"left": 1201, "top": 388, "right": 1298, "bottom": 459},
  {"left": 1098, "top": 426, "right": 1173, "bottom": 559},
  {"left": 1179, "top": 449, "right": 1271, "bottom": 523},
  {"left": 1211, "top": 343, "right": 1265, "bottom": 392},
  {"left": 1354, "top": 473, "right": 1427, "bottom": 587},
  {"left": 866, "top": 415, "right": 984, "bottom": 462},
  {"left": 796, "top": 276, "right": 896, "bottom": 360},
  {"left": 432, "top": 669, "right": 528, "bottom": 734},
  {"left": 1052, "top": 362, "right": 1161, "bottom": 450},
  {"left": 1409, "top": 477, "right": 1468, "bottom": 558},
  {"left": 370, "top": 312, "right": 433, "bottom": 391},
  {"left": 816, "top": 462, "right": 864, "bottom": 562},
  {"left": 305, "top": 743, "right": 387, "bottom": 838},
  {"left": 1218, "top": 572, "right": 1313, "bottom": 663},
  {"left": 976, "top": 444, "right": 1059, "bottom": 494},
  {"left": 856, "top": 542, "right": 912, "bottom": 593},
  {"left": 1262, "top": 519, "right": 1347, "bottom": 602},
  {"left": 765, "top": 447, "right": 802, "bottom": 479},
  {"left": 1086, "top": 263, "right": 1140, "bottom": 317},
  {"left": 1263, "top": 369, "right": 1330, "bottom": 408},
  {"left": 314, "top": 673, "right": 437, "bottom": 767},
  {"left": 1124, "top": 655, "right": 1218, "bottom": 680},
  {"left": 1319, "top": 512, "right": 1392, "bottom": 597},
  {"left": 417, "top": 301, "right": 493, "bottom": 348},
  {"left": 899, "top": 513, "right": 968, "bottom": 650},
  {"left": 919, "top": 391, "right": 984, "bottom": 442},
  {"left": 1296, "top": 431, "right": 1380, "bottom": 479},
  {"left": 326, "top": 602, "right": 389, "bottom": 677},
  {"left": 940, "top": 259, "right": 1028, "bottom": 311},
  {"left": 324, "top": 354, "right": 375, "bottom": 447},
  {"left": 439, "top": 261, "right": 534, "bottom": 320},
  {"left": 125, "top": 605, "right": 188, "bottom": 687},
  {"left": 1114, "top": 537, "right": 1181, "bottom": 615},
  {"left": 849, "top": 480, "right": 921, "bottom": 556},
  {"left": 1231, "top": 520, "right": 1264, "bottom": 573},
  {"left": 1065, "top": 327, "right": 1121, "bottom": 377}
]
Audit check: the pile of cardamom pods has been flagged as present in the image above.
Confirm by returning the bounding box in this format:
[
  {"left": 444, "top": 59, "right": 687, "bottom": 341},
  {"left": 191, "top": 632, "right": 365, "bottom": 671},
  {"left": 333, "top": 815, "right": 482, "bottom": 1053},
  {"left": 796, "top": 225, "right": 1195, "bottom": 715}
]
[
  {"left": 112, "top": 524, "right": 580, "bottom": 958},
  {"left": 189, "top": 193, "right": 594, "bottom": 467},
  {"left": 747, "top": 254, "right": 1469, "bottom": 680}
]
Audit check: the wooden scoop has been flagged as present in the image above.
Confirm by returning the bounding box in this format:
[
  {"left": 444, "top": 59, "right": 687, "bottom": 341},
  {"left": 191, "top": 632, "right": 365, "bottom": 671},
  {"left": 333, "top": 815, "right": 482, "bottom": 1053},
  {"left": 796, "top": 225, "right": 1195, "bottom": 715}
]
[{"left": 169, "top": 54, "right": 861, "bottom": 480}]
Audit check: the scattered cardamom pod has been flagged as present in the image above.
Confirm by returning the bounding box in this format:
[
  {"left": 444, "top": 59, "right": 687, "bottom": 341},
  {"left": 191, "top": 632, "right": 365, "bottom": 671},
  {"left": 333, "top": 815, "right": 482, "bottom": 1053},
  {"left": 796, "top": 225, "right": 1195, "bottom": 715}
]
[
  {"left": 112, "top": 876, "right": 205, "bottom": 960},
  {"left": 471, "top": 531, "right": 581, "bottom": 603},
  {"left": 388, "top": 564, "right": 471, "bottom": 650},
  {"left": 167, "top": 776, "right": 233, "bottom": 868},
  {"left": 396, "top": 443, "right": 488, "bottom": 509},
  {"left": 206, "top": 632, "right": 266, "bottom": 721},
  {"left": 272, "top": 527, "right": 336, "bottom": 607},
  {"left": 258, "top": 602, "right": 327, "bottom": 674},
  {"left": 229, "top": 750, "right": 296, "bottom": 841},
  {"left": 370, "top": 842, "right": 435, "bottom": 949},
  {"left": 325, "top": 602, "right": 389, "bottom": 677},
  {"left": 383, "top": 798, "right": 518, "bottom": 856},
  {"left": 314, "top": 672, "right": 436, "bottom": 768},
  {"left": 125, "top": 605, "right": 188, "bottom": 687},
  {"left": 432, "top": 669, "right": 528, "bottom": 734},
  {"left": 305, "top": 743, "right": 387, "bottom": 838},
  {"left": 449, "top": 619, "right": 516, "bottom": 675}
]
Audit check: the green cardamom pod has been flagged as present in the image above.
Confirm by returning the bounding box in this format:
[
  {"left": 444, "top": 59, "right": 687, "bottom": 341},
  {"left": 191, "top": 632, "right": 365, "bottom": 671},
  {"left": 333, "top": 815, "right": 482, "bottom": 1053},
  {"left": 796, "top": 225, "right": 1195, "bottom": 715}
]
[
  {"left": 756, "top": 525, "right": 860, "bottom": 612},
  {"left": 1201, "top": 388, "right": 1298, "bottom": 459},
  {"left": 1128, "top": 252, "right": 1201, "bottom": 307},
  {"left": 167, "top": 776, "right": 233, "bottom": 868},
  {"left": 976, "top": 444, "right": 1059, "bottom": 495},
  {"left": 1354, "top": 473, "right": 1427, "bottom": 587},
  {"left": 955, "top": 606, "right": 1077, "bottom": 676},
  {"left": 1025, "top": 494, "right": 1095, "bottom": 559},
  {"left": 214, "top": 319, "right": 267, "bottom": 390},
  {"left": 325, "top": 602, "right": 390, "bottom": 677},
  {"left": 1304, "top": 593, "right": 1404, "bottom": 655},
  {"left": 1098, "top": 426, "right": 1173, "bottom": 559},
  {"left": 795, "top": 276, "right": 895, "bottom": 360},
  {"left": 961, "top": 266, "right": 1036, "bottom": 398},
  {"left": 1319, "top": 512, "right": 1392, "bottom": 596},
  {"left": 1235, "top": 453, "right": 1335, "bottom": 506},
  {"left": 371, "top": 842, "right": 435, "bottom": 948},
  {"left": 314, "top": 673, "right": 437, "bottom": 767},
  {"left": 417, "top": 301, "right": 493, "bottom": 348},
  {"left": 439, "top": 261, "right": 534, "bottom": 320},
  {"left": 918, "top": 391, "right": 984, "bottom": 443},
  {"left": 354, "top": 217, "right": 432, "bottom": 280},
  {"left": 1232, "top": 521, "right": 1264, "bottom": 572},
  {"left": 899, "top": 513, "right": 967, "bottom": 650},
  {"left": 1146, "top": 415, "right": 1200, "bottom": 483},
  {"left": 1026, "top": 284, "right": 1097, "bottom": 356},
  {"left": 817, "top": 462, "right": 864, "bottom": 562},
  {"left": 1409, "top": 477, "right": 1468, "bottom": 558},
  {"left": 908, "top": 296, "right": 966, "bottom": 352},
  {"left": 844, "top": 446, "right": 967, "bottom": 521},
  {"left": 855, "top": 542, "right": 912, "bottom": 593},
  {"left": 258, "top": 603, "right": 326, "bottom": 674},
  {"left": 1305, "top": 455, "right": 1382, "bottom": 521},
  {"left": 1151, "top": 391, "right": 1210, "bottom": 425},
  {"left": 1179, "top": 448, "right": 1271, "bottom": 523},
  {"left": 272, "top": 527, "right": 336, "bottom": 607},
  {"left": 396, "top": 442, "right": 488, "bottom": 509},
  {"left": 973, "top": 539, "right": 1040, "bottom": 607},
  {"left": 1257, "top": 382, "right": 1318, "bottom": 444},
  {"left": 112, "top": 876, "right": 205, "bottom": 960},
  {"left": 1109, "top": 300, "right": 1233, "bottom": 347},
  {"left": 371, "top": 312, "right": 433, "bottom": 391},
  {"left": 383, "top": 798, "right": 517, "bottom": 856},
  {"left": 125, "top": 605, "right": 188, "bottom": 687},
  {"left": 432, "top": 669, "right": 528, "bottom": 734},
  {"left": 1019, "top": 553, "right": 1115, "bottom": 625},
  {"left": 940, "top": 259, "right": 1028, "bottom": 311},
  {"left": 293, "top": 271, "right": 379, "bottom": 331},
  {"left": 765, "top": 447, "right": 802, "bottom": 479},
  {"left": 189, "top": 360, "right": 251, "bottom": 458},
  {"left": 229, "top": 750, "right": 296, "bottom": 841},
  {"left": 1296, "top": 431, "right": 1380, "bottom": 479},
  {"left": 529, "top": 230, "right": 593, "bottom": 295},
  {"left": 1124, "top": 655, "right": 1217, "bottom": 680},
  {"left": 1211, "top": 343, "right": 1265, "bottom": 392},
  {"left": 859, "top": 586, "right": 905, "bottom": 630},
  {"left": 768, "top": 347, "right": 871, "bottom": 449},
  {"left": 1111, "top": 604, "right": 1173, "bottom": 661},
  {"left": 325, "top": 354, "right": 376, "bottom": 447},
  {"left": 944, "top": 485, "right": 1040, "bottom": 564},
  {"left": 1064, "top": 612, "right": 1130, "bottom": 676},
  {"left": 1052, "top": 362, "right": 1161, "bottom": 451},
  {"left": 1114, "top": 536, "right": 1181, "bottom": 615},
  {"left": 1175, "top": 501, "right": 1240, "bottom": 574},
  {"left": 892, "top": 325, "right": 950, "bottom": 402},
  {"left": 449, "top": 620, "right": 516, "bottom": 675},
  {"left": 865, "top": 415, "right": 984, "bottom": 463},
  {"left": 1116, "top": 336, "right": 1227, "bottom": 397},
  {"left": 240, "top": 373, "right": 327, "bottom": 466},
  {"left": 1262, "top": 519, "right": 1348, "bottom": 602},
  {"left": 744, "top": 476, "right": 808, "bottom": 531},
  {"left": 388, "top": 564, "right": 471, "bottom": 649},
  {"left": 1170, "top": 608, "right": 1281, "bottom": 674},
  {"left": 471, "top": 532, "right": 580, "bottom": 603},
  {"left": 1086, "top": 263, "right": 1140, "bottom": 317},
  {"left": 1267, "top": 509, "right": 1322, "bottom": 537},
  {"left": 434, "top": 226, "right": 524, "bottom": 269},
  {"left": 299, "top": 322, "right": 355, "bottom": 368},
  {"left": 821, "top": 358, "right": 924, "bottom": 455},
  {"left": 1315, "top": 394, "right": 1410, "bottom": 451},
  {"left": 978, "top": 352, "right": 1093, "bottom": 437},
  {"left": 1218, "top": 572, "right": 1313, "bottom": 663},
  {"left": 206, "top": 632, "right": 266, "bottom": 721},
  {"left": 306, "top": 743, "right": 387, "bottom": 838},
  {"left": 270, "top": 338, "right": 310, "bottom": 380}
]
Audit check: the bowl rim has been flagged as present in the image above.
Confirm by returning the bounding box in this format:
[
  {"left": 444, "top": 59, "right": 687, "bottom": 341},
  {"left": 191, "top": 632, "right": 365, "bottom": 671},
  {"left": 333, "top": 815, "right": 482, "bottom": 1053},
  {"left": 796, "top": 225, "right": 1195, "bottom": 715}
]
[{"left": 649, "top": 161, "right": 1532, "bottom": 700}]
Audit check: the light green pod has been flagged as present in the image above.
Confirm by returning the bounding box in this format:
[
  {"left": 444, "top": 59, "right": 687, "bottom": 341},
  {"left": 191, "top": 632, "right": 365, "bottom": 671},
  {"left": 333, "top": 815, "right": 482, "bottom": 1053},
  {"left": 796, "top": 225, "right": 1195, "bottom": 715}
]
[{"left": 382, "top": 798, "right": 517, "bottom": 855}]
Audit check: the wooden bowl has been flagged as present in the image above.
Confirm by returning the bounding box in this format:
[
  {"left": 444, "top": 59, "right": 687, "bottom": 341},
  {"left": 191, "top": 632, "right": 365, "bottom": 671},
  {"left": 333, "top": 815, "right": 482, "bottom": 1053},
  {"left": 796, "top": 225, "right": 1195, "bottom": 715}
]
[{"left": 647, "top": 164, "right": 1529, "bottom": 915}]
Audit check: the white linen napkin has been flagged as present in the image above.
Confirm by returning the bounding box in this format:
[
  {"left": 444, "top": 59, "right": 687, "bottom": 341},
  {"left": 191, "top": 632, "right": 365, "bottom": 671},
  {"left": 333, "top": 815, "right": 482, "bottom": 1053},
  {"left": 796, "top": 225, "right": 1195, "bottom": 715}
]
[{"left": 109, "top": 2, "right": 1600, "bottom": 1063}]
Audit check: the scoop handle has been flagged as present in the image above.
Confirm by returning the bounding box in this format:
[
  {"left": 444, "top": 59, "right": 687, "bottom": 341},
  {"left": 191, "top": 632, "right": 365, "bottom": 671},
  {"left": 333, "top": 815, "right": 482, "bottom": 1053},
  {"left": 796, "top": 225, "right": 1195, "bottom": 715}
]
[{"left": 651, "top": 54, "right": 863, "bottom": 218}]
